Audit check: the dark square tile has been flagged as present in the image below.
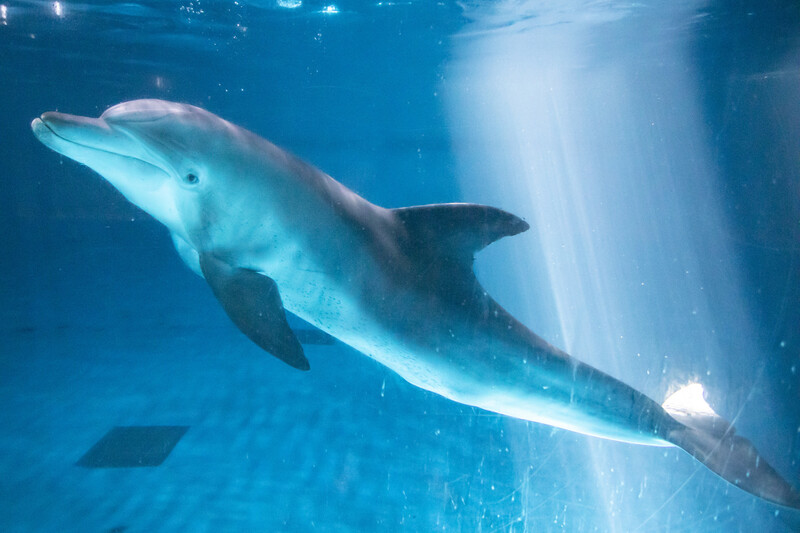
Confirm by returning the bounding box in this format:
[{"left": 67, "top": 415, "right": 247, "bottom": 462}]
[{"left": 77, "top": 426, "right": 189, "bottom": 468}]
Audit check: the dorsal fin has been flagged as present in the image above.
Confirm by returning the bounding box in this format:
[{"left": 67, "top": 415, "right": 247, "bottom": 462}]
[{"left": 392, "top": 203, "right": 530, "bottom": 264}]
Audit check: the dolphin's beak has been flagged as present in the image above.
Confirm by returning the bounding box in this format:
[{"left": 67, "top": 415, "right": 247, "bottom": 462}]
[
  {"left": 32, "top": 111, "right": 143, "bottom": 161},
  {"left": 33, "top": 111, "right": 106, "bottom": 142},
  {"left": 31, "top": 104, "right": 184, "bottom": 234},
  {"left": 31, "top": 110, "right": 170, "bottom": 192}
]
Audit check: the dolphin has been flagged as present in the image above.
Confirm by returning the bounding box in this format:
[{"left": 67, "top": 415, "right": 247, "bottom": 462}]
[{"left": 31, "top": 99, "right": 800, "bottom": 508}]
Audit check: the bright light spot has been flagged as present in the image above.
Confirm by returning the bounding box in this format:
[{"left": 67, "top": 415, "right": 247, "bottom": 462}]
[
  {"left": 52, "top": 1, "right": 63, "bottom": 17},
  {"left": 322, "top": 4, "right": 338, "bottom": 13},
  {"left": 278, "top": 0, "right": 302, "bottom": 7},
  {"left": 662, "top": 383, "right": 717, "bottom": 417},
  {"left": 154, "top": 76, "right": 164, "bottom": 89},
  {"left": 0, "top": 5, "right": 7, "bottom": 25}
]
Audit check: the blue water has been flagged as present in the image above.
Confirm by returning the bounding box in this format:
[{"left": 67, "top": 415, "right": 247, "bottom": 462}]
[{"left": 1, "top": 1, "right": 799, "bottom": 531}]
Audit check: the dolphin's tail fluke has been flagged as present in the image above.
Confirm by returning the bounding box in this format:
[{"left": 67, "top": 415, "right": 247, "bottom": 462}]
[{"left": 661, "top": 383, "right": 800, "bottom": 509}]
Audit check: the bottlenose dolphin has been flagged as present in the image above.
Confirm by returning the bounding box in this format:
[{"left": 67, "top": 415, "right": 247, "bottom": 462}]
[{"left": 31, "top": 99, "right": 800, "bottom": 508}]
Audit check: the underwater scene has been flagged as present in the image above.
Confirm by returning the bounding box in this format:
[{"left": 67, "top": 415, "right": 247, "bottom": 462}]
[{"left": 1, "top": 0, "right": 799, "bottom": 531}]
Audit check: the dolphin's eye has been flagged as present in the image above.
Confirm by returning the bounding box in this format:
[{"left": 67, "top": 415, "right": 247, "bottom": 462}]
[{"left": 183, "top": 172, "right": 199, "bottom": 185}]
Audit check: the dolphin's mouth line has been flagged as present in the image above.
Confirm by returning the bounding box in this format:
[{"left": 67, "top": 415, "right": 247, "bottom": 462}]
[
  {"left": 36, "top": 116, "right": 91, "bottom": 148},
  {"left": 37, "top": 116, "right": 168, "bottom": 176},
  {"left": 37, "top": 117, "right": 59, "bottom": 137}
]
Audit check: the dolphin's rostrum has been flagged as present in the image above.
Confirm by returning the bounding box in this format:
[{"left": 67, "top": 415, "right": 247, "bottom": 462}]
[{"left": 31, "top": 99, "right": 800, "bottom": 509}]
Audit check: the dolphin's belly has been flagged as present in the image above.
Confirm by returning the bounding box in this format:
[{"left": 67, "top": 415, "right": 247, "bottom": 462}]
[
  {"left": 269, "top": 257, "right": 424, "bottom": 371},
  {"left": 265, "top": 251, "right": 670, "bottom": 447}
]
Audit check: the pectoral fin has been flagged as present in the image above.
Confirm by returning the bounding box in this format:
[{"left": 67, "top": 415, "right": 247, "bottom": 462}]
[{"left": 199, "top": 253, "right": 309, "bottom": 371}]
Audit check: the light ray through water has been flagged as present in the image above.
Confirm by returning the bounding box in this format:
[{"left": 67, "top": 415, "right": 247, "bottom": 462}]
[{"left": 445, "top": 0, "right": 783, "bottom": 528}]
